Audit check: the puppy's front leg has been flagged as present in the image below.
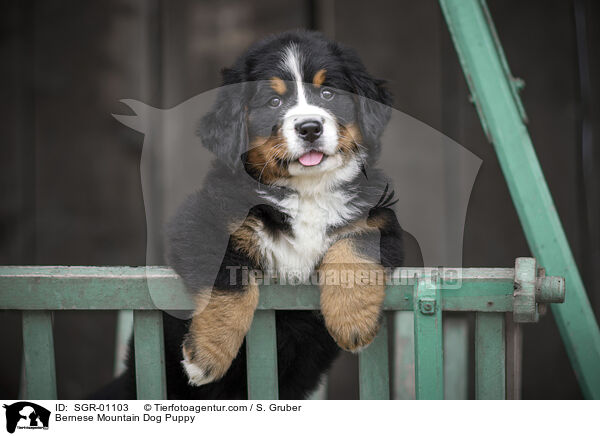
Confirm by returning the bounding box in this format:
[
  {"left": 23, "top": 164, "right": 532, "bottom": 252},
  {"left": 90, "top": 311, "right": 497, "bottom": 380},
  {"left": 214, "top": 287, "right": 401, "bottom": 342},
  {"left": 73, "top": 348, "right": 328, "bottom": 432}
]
[
  {"left": 319, "top": 238, "right": 386, "bottom": 352},
  {"left": 181, "top": 207, "right": 269, "bottom": 386},
  {"left": 319, "top": 187, "right": 403, "bottom": 352},
  {"left": 182, "top": 284, "right": 259, "bottom": 386}
]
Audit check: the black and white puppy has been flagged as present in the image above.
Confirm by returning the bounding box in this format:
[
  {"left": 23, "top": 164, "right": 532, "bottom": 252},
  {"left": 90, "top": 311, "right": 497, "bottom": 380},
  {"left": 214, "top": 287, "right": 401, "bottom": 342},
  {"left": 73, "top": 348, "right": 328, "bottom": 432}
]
[{"left": 103, "top": 30, "right": 404, "bottom": 400}]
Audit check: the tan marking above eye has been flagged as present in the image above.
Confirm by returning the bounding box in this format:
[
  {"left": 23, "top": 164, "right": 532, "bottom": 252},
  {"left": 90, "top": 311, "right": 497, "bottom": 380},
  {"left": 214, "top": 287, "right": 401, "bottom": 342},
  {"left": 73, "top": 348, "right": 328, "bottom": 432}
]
[
  {"left": 313, "top": 69, "right": 327, "bottom": 87},
  {"left": 270, "top": 77, "right": 287, "bottom": 95}
]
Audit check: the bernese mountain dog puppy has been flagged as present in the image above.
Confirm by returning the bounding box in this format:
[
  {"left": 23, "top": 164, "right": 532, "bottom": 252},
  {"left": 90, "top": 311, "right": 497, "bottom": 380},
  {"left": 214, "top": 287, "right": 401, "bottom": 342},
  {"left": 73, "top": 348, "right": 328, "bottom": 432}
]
[{"left": 99, "top": 30, "right": 403, "bottom": 400}]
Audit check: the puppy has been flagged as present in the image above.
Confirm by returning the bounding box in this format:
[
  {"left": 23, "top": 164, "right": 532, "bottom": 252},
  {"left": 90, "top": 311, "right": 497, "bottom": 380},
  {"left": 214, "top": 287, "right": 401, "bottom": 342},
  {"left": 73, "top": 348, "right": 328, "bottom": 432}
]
[{"left": 99, "top": 30, "right": 404, "bottom": 400}]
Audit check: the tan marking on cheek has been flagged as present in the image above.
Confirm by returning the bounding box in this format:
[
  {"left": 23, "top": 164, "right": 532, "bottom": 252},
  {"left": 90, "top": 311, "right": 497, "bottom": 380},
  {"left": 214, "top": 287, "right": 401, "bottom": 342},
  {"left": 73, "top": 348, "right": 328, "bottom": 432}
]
[
  {"left": 270, "top": 77, "right": 287, "bottom": 95},
  {"left": 318, "top": 238, "right": 385, "bottom": 352},
  {"left": 244, "top": 135, "right": 291, "bottom": 184},
  {"left": 183, "top": 284, "right": 260, "bottom": 381},
  {"left": 313, "top": 69, "right": 327, "bottom": 87},
  {"left": 337, "top": 122, "right": 363, "bottom": 156}
]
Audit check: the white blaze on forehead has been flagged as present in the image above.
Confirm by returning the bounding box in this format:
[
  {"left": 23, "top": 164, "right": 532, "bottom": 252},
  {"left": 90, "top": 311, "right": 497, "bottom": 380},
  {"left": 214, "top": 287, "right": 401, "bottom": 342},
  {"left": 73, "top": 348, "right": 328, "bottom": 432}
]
[{"left": 281, "top": 44, "right": 307, "bottom": 105}]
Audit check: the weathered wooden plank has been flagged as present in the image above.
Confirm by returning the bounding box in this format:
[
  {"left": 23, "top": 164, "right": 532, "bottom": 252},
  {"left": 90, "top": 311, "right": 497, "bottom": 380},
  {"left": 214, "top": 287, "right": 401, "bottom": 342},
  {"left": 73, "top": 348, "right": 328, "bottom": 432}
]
[
  {"left": 246, "top": 310, "right": 278, "bottom": 400},
  {"left": 359, "top": 316, "right": 390, "bottom": 399},
  {"left": 0, "top": 266, "right": 517, "bottom": 312},
  {"left": 475, "top": 312, "right": 505, "bottom": 399},
  {"left": 393, "top": 311, "right": 415, "bottom": 399},
  {"left": 443, "top": 315, "right": 469, "bottom": 399},
  {"left": 22, "top": 311, "right": 57, "bottom": 399},
  {"left": 414, "top": 279, "right": 444, "bottom": 399},
  {"left": 133, "top": 310, "right": 167, "bottom": 400}
]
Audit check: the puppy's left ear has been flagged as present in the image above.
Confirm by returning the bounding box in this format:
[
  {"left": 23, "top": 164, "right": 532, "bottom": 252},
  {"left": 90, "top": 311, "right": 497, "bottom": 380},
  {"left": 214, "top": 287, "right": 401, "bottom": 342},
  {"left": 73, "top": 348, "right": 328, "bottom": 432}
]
[
  {"left": 338, "top": 45, "right": 392, "bottom": 150},
  {"left": 197, "top": 71, "right": 248, "bottom": 171}
]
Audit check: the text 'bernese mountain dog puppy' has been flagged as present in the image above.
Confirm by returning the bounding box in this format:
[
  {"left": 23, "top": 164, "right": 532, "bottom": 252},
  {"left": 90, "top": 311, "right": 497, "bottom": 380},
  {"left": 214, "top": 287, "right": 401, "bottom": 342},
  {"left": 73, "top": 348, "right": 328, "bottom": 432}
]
[{"left": 100, "top": 30, "right": 404, "bottom": 400}]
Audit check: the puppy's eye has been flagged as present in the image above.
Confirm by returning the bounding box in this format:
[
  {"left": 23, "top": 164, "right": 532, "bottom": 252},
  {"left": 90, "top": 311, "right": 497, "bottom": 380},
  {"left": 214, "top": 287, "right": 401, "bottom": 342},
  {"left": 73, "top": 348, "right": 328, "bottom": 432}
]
[
  {"left": 268, "top": 96, "right": 282, "bottom": 108},
  {"left": 320, "top": 88, "right": 334, "bottom": 101}
]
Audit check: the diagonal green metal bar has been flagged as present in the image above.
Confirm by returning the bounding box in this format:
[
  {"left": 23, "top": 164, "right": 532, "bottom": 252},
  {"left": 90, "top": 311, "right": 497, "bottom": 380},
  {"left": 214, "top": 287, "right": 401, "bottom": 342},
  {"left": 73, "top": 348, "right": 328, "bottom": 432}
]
[{"left": 439, "top": 0, "right": 600, "bottom": 397}]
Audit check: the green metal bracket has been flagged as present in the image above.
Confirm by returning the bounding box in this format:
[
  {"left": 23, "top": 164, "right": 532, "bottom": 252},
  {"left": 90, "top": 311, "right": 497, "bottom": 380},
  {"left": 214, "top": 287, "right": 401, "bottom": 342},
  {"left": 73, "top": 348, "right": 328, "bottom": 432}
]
[
  {"left": 513, "top": 257, "right": 565, "bottom": 323},
  {"left": 439, "top": 0, "right": 600, "bottom": 397},
  {"left": 513, "top": 258, "right": 539, "bottom": 323}
]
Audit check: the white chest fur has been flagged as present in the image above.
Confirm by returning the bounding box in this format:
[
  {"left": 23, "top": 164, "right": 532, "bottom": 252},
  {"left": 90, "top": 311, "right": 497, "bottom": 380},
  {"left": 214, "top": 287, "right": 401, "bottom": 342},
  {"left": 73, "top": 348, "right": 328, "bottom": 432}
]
[
  {"left": 258, "top": 189, "right": 358, "bottom": 282},
  {"left": 256, "top": 157, "right": 365, "bottom": 281}
]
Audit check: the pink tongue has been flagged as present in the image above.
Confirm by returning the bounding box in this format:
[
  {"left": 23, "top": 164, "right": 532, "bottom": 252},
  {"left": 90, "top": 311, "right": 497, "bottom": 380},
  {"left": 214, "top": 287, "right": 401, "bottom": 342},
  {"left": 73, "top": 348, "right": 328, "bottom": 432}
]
[{"left": 298, "top": 150, "right": 324, "bottom": 166}]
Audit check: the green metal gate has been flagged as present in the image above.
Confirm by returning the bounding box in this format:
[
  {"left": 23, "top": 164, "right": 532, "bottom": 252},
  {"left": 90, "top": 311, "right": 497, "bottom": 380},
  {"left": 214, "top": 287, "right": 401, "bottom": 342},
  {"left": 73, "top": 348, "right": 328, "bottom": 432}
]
[{"left": 0, "top": 257, "right": 565, "bottom": 400}]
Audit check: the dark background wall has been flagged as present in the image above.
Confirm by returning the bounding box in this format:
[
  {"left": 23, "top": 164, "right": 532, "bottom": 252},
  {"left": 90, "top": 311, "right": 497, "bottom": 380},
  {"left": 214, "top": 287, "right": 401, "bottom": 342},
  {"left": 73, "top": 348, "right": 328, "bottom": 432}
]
[{"left": 1, "top": 0, "right": 599, "bottom": 399}]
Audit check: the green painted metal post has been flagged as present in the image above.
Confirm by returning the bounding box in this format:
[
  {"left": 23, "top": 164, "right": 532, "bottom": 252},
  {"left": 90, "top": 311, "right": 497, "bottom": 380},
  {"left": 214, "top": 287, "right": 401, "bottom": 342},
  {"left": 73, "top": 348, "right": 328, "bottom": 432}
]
[
  {"left": 359, "top": 316, "right": 390, "bottom": 399},
  {"left": 439, "top": 0, "right": 600, "bottom": 398},
  {"left": 413, "top": 277, "right": 444, "bottom": 399},
  {"left": 475, "top": 312, "right": 506, "bottom": 399},
  {"left": 246, "top": 310, "right": 279, "bottom": 400},
  {"left": 133, "top": 310, "right": 167, "bottom": 399},
  {"left": 22, "top": 311, "right": 57, "bottom": 400}
]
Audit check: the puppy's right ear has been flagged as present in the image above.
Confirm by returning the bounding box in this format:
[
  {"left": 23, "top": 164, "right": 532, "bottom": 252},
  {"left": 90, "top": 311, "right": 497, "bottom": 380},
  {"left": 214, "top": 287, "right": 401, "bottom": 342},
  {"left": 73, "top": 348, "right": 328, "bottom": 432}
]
[{"left": 197, "top": 72, "right": 247, "bottom": 171}]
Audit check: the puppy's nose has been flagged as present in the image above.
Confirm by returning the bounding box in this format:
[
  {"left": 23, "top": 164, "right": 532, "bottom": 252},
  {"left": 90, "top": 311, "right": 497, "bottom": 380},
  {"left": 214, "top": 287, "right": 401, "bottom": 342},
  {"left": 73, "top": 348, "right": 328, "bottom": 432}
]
[{"left": 295, "top": 120, "right": 323, "bottom": 143}]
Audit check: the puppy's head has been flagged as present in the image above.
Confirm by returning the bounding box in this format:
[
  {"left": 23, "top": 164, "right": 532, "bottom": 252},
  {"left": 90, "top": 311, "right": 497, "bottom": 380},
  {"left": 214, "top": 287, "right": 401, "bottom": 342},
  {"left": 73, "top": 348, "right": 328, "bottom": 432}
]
[{"left": 199, "top": 31, "right": 392, "bottom": 186}]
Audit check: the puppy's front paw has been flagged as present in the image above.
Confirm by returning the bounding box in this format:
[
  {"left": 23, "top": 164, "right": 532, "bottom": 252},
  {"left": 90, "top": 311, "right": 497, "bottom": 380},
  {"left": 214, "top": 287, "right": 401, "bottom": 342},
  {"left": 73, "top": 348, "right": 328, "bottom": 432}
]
[
  {"left": 320, "top": 282, "right": 385, "bottom": 352},
  {"left": 181, "top": 339, "right": 221, "bottom": 387},
  {"left": 319, "top": 239, "right": 386, "bottom": 352},
  {"left": 181, "top": 286, "right": 260, "bottom": 387}
]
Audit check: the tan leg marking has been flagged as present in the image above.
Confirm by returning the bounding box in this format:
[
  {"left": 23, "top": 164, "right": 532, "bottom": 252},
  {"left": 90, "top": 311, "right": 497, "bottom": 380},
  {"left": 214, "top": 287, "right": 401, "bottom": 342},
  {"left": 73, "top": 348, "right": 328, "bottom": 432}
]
[
  {"left": 228, "top": 216, "right": 263, "bottom": 266},
  {"left": 328, "top": 216, "right": 382, "bottom": 240},
  {"left": 319, "top": 239, "right": 385, "bottom": 352},
  {"left": 182, "top": 284, "right": 259, "bottom": 386}
]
